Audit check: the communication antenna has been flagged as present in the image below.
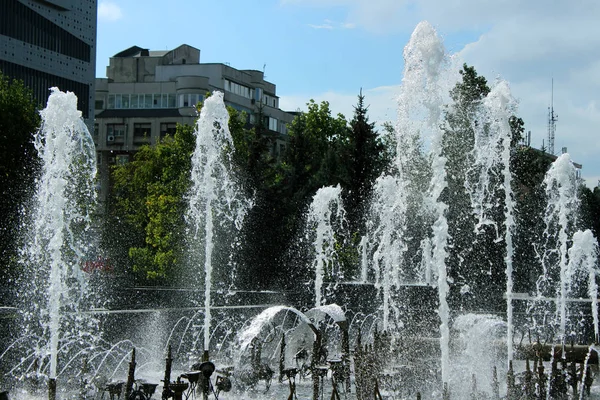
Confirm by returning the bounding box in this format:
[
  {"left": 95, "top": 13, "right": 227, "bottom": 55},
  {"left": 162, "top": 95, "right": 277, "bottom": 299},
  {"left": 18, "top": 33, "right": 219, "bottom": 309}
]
[{"left": 547, "top": 79, "right": 558, "bottom": 155}]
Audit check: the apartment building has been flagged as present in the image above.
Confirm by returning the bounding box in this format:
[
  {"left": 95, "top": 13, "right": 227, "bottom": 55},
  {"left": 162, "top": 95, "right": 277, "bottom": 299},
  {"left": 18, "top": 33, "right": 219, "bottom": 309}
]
[{"left": 94, "top": 44, "right": 295, "bottom": 201}]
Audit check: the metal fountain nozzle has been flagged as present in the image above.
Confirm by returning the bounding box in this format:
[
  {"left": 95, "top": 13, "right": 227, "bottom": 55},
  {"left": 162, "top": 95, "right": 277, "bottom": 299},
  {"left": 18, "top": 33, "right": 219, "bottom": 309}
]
[
  {"left": 200, "top": 361, "right": 216, "bottom": 379},
  {"left": 215, "top": 375, "right": 232, "bottom": 393}
]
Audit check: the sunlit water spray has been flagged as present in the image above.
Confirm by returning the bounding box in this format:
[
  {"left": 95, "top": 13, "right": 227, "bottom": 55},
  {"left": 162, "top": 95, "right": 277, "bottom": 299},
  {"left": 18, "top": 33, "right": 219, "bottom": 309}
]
[
  {"left": 567, "top": 230, "right": 600, "bottom": 339},
  {"left": 20, "top": 87, "right": 98, "bottom": 380},
  {"left": 536, "top": 153, "right": 579, "bottom": 342},
  {"left": 307, "top": 185, "right": 345, "bottom": 307},
  {"left": 186, "top": 91, "right": 251, "bottom": 353},
  {"left": 450, "top": 314, "right": 507, "bottom": 399},
  {"left": 400, "top": 21, "right": 451, "bottom": 384},
  {"left": 469, "top": 81, "right": 518, "bottom": 364}
]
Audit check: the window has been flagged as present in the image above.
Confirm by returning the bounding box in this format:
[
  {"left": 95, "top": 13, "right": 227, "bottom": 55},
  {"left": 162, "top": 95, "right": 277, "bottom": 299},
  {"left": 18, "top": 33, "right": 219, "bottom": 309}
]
[
  {"left": 160, "top": 122, "right": 177, "bottom": 139},
  {"left": 95, "top": 100, "right": 104, "bottom": 110},
  {"left": 133, "top": 123, "right": 151, "bottom": 138},
  {"left": 107, "top": 124, "right": 126, "bottom": 139},
  {"left": 168, "top": 94, "right": 176, "bottom": 108},
  {"left": 180, "top": 94, "right": 189, "bottom": 107},
  {"left": 189, "top": 94, "right": 202, "bottom": 107},
  {"left": 143, "top": 94, "right": 152, "bottom": 109},
  {"left": 93, "top": 124, "right": 98, "bottom": 137},
  {"left": 268, "top": 117, "right": 278, "bottom": 132},
  {"left": 179, "top": 93, "right": 202, "bottom": 108},
  {"left": 224, "top": 79, "right": 252, "bottom": 99},
  {"left": 130, "top": 94, "right": 139, "bottom": 108},
  {"left": 106, "top": 93, "right": 177, "bottom": 109}
]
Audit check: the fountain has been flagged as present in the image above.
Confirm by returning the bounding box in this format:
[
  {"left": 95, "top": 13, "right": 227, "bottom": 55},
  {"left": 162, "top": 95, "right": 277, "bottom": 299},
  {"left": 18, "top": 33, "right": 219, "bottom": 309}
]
[
  {"left": 306, "top": 184, "right": 345, "bottom": 307},
  {"left": 2, "top": 21, "right": 600, "bottom": 400},
  {"left": 185, "top": 90, "right": 251, "bottom": 358},
  {"left": 2, "top": 88, "right": 99, "bottom": 398}
]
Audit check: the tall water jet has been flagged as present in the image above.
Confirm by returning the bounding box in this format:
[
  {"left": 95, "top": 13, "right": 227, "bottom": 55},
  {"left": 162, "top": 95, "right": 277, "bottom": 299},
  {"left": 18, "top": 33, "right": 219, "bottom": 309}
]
[
  {"left": 450, "top": 314, "right": 506, "bottom": 399},
  {"left": 186, "top": 91, "right": 250, "bottom": 354},
  {"left": 400, "top": 21, "right": 451, "bottom": 384},
  {"left": 566, "top": 230, "right": 599, "bottom": 339},
  {"left": 307, "top": 185, "right": 345, "bottom": 307},
  {"left": 537, "top": 153, "right": 579, "bottom": 342},
  {"left": 371, "top": 175, "right": 407, "bottom": 331},
  {"left": 20, "top": 87, "right": 97, "bottom": 382},
  {"left": 359, "top": 235, "right": 368, "bottom": 283},
  {"left": 469, "top": 81, "right": 518, "bottom": 364},
  {"left": 368, "top": 20, "right": 448, "bottom": 333}
]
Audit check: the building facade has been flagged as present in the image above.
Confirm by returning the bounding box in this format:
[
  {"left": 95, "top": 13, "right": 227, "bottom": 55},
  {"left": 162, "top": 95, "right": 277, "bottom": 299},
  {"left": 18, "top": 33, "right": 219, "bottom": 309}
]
[
  {"left": 0, "top": 0, "right": 97, "bottom": 126},
  {"left": 94, "top": 44, "right": 295, "bottom": 202}
]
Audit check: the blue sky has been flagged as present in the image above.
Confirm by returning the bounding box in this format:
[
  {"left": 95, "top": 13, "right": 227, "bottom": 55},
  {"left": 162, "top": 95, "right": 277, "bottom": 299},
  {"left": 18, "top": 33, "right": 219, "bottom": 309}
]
[{"left": 97, "top": 0, "right": 600, "bottom": 188}]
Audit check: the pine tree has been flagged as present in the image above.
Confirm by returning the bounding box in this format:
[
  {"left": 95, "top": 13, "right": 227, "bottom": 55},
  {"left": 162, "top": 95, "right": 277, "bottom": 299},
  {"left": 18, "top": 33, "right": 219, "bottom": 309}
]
[
  {"left": 342, "top": 90, "right": 387, "bottom": 237},
  {"left": 442, "top": 64, "right": 494, "bottom": 311}
]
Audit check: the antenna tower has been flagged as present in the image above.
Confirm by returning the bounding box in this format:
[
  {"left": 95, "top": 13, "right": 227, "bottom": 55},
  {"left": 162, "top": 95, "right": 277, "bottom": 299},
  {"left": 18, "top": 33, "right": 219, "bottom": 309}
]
[{"left": 547, "top": 79, "right": 558, "bottom": 154}]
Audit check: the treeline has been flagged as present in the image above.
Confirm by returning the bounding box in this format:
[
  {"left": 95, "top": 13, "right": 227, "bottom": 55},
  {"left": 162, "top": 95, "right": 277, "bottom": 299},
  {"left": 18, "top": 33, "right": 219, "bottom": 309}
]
[
  {"left": 2, "top": 68, "right": 600, "bottom": 308},
  {"left": 101, "top": 92, "right": 391, "bottom": 291},
  {"left": 100, "top": 65, "right": 600, "bottom": 308}
]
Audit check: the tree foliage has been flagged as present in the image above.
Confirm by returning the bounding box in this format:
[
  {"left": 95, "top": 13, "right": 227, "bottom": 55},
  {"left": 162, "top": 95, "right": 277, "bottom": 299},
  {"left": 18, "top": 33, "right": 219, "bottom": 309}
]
[
  {"left": 341, "top": 90, "right": 388, "bottom": 235},
  {"left": 0, "top": 71, "right": 41, "bottom": 281},
  {"left": 442, "top": 64, "right": 492, "bottom": 311},
  {"left": 109, "top": 125, "right": 195, "bottom": 283},
  {"left": 100, "top": 74, "right": 600, "bottom": 308}
]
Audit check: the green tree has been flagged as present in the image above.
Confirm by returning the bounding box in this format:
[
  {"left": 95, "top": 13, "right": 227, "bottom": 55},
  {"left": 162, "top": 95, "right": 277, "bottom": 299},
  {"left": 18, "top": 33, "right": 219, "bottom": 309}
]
[
  {"left": 108, "top": 124, "right": 195, "bottom": 283},
  {"left": 0, "top": 71, "right": 41, "bottom": 282},
  {"left": 106, "top": 101, "right": 261, "bottom": 285},
  {"left": 442, "top": 63, "right": 496, "bottom": 311},
  {"left": 228, "top": 104, "right": 276, "bottom": 194},
  {"left": 281, "top": 100, "right": 348, "bottom": 199},
  {"left": 511, "top": 147, "right": 554, "bottom": 294},
  {"left": 238, "top": 100, "right": 349, "bottom": 291},
  {"left": 341, "top": 90, "right": 389, "bottom": 236},
  {"left": 579, "top": 185, "right": 600, "bottom": 242}
]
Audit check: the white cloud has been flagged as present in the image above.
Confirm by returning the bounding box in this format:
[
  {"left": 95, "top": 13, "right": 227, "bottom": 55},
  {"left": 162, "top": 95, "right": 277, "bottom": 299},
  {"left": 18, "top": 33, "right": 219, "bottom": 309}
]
[
  {"left": 282, "top": 0, "right": 600, "bottom": 180},
  {"left": 281, "top": 0, "right": 413, "bottom": 34},
  {"left": 308, "top": 19, "right": 355, "bottom": 30},
  {"left": 309, "top": 23, "right": 334, "bottom": 30},
  {"left": 454, "top": 7, "right": 600, "bottom": 183},
  {"left": 98, "top": 2, "right": 123, "bottom": 22}
]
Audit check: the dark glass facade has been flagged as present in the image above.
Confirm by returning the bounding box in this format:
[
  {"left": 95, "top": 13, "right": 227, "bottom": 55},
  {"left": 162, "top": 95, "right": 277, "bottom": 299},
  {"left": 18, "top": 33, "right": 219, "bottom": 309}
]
[
  {"left": 0, "top": 0, "right": 91, "bottom": 62},
  {"left": 0, "top": 59, "right": 90, "bottom": 118}
]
